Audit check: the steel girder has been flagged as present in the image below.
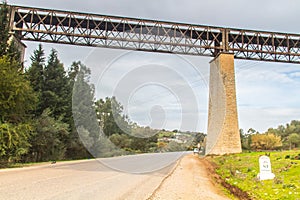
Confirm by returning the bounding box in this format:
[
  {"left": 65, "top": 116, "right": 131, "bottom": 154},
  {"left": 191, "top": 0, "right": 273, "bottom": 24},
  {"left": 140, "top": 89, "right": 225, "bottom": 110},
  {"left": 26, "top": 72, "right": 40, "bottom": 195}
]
[{"left": 8, "top": 5, "right": 300, "bottom": 63}]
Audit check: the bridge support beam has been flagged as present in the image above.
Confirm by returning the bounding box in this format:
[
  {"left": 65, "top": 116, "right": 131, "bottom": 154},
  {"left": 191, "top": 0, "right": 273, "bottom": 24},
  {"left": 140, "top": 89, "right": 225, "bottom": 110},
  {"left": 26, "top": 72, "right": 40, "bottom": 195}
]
[{"left": 205, "top": 53, "right": 242, "bottom": 155}]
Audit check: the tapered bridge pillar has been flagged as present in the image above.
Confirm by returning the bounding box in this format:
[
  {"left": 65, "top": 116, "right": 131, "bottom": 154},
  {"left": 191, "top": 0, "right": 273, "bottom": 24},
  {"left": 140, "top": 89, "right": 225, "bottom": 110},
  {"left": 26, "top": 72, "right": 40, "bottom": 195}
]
[
  {"left": 206, "top": 53, "right": 242, "bottom": 155},
  {"left": 8, "top": 33, "right": 26, "bottom": 63}
]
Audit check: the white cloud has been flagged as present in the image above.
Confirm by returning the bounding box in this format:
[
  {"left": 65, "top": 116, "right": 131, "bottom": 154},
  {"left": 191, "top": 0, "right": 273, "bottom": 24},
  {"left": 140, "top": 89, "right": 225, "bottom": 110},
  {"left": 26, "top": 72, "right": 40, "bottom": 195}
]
[
  {"left": 290, "top": 72, "right": 300, "bottom": 78},
  {"left": 239, "top": 107, "right": 300, "bottom": 133}
]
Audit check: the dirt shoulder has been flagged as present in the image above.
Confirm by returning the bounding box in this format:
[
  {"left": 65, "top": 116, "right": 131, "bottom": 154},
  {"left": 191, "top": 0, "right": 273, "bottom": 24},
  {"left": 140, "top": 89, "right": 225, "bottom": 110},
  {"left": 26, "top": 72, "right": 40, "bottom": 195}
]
[{"left": 148, "top": 154, "right": 231, "bottom": 200}]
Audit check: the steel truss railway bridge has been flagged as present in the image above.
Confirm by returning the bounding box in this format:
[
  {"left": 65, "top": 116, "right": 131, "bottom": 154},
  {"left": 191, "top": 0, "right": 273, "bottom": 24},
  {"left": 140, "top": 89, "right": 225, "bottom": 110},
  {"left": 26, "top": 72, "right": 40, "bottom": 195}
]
[{"left": 7, "top": 5, "right": 300, "bottom": 155}]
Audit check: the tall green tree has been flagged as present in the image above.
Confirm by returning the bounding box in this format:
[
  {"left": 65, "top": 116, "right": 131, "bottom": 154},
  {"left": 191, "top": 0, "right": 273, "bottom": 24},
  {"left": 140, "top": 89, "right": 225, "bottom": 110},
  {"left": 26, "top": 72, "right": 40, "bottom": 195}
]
[
  {"left": 0, "top": 2, "right": 36, "bottom": 166},
  {"left": 0, "top": 56, "right": 37, "bottom": 166},
  {"left": 64, "top": 61, "right": 80, "bottom": 129},
  {"left": 27, "top": 44, "right": 45, "bottom": 93},
  {"left": 41, "top": 49, "right": 69, "bottom": 120},
  {"left": 64, "top": 61, "right": 91, "bottom": 159},
  {"left": 71, "top": 61, "right": 99, "bottom": 156},
  {"left": 26, "top": 44, "right": 45, "bottom": 116},
  {"left": 0, "top": 56, "right": 37, "bottom": 123}
]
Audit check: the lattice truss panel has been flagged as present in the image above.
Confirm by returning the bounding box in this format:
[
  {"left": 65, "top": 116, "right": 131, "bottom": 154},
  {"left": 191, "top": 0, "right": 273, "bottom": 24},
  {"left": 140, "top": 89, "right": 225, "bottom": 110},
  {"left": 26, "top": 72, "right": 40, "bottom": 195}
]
[
  {"left": 8, "top": 5, "right": 300, "bottom": 63},
  {"left": 10, "top": 6, "right": 223, "bottom": 56},
  {"left": 228, "top": 30, "right": 300, "bottom": 63}
]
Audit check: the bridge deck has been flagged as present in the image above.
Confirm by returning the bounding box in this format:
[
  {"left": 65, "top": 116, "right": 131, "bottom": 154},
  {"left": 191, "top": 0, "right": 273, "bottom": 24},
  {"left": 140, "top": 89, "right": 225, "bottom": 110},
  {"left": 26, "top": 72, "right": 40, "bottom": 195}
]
[{"left": 8, "top": 5, "right": 300, "bottom": 63}]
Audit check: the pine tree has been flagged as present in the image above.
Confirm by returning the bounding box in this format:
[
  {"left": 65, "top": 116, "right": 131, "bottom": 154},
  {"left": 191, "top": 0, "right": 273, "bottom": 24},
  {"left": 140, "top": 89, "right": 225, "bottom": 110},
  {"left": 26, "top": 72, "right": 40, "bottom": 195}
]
[
  {"left": 41, "top": 49, "right": 69, "bottom": 120},
  {"left": 65, "top": 61, "right": 91, "bottom": 159},
  {"left": 72, "top": 61, "right": 102, "bottom": 156},
  {"left": 26, "top": 44, "right": 45, "bottom": 116},
  {"left": 27, "top": 44, "right": 45, "bottom": 92}
]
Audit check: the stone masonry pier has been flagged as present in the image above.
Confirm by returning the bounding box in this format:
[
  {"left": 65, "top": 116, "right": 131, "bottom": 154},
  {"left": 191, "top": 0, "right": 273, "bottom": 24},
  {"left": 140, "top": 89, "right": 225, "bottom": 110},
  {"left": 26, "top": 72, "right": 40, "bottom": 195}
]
[{"left": 206, "top": 53, "right": 242, "bottom": 155}]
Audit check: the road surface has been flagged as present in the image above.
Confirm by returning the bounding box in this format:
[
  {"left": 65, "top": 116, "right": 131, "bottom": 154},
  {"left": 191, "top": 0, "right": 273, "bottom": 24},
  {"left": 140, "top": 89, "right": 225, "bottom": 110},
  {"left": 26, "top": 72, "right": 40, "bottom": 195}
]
[
  {"left": 0, "top": 152, "right": 186, "bottom": 200},
  {"left": 0, "top": 152, "right": 230, "bottom": 200}
]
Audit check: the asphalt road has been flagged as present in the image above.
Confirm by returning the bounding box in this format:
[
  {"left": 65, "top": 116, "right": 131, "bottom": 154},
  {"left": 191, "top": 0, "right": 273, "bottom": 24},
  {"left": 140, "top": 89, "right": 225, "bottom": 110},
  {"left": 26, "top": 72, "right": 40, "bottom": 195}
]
[{"left": 0, "top": 152, "right": 187, "bottom": 200}]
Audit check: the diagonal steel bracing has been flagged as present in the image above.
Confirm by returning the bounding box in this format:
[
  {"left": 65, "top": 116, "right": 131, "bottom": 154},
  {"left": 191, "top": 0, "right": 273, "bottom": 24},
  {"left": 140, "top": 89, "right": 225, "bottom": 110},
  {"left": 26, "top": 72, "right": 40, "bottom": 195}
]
[{"left": 7, "top": 5, "right": 300, "bottom": 63}]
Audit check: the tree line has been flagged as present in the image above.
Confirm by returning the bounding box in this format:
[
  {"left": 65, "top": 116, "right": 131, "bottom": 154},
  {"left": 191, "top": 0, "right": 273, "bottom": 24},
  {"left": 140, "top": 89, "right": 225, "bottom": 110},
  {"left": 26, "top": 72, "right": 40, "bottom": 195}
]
[
  {"left": 0, "top": 2, "right": 92, "bottom": 166},
  {"left": 240, "top": 120, "right": 300, "bottom": 151},
  {"left": 0, "top": 44, "right": 92, "bottom": 167}
]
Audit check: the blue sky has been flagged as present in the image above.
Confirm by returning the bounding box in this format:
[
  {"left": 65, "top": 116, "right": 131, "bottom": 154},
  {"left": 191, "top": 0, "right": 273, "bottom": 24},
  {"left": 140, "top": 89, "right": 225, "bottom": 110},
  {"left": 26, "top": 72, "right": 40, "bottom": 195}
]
[{"left": 8, "top": 0, "right": 300, "bottom": 133}]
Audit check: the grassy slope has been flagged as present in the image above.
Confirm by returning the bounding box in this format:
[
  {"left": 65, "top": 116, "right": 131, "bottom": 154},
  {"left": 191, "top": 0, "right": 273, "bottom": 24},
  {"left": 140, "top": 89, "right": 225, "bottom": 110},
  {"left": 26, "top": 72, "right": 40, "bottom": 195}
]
[{"left": 209, "top": 150, "right": 300, "bottom": 200}]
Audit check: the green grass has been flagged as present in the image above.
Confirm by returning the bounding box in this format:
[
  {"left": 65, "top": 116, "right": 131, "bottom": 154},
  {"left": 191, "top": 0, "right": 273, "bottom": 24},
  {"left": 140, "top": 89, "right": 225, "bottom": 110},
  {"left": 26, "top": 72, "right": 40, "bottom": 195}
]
[
  {"left": 0, "top": 161, "right": 50, "bottom": 169},
  {"left": 209, "top": 150, "right": 300, "bottom": 200}
]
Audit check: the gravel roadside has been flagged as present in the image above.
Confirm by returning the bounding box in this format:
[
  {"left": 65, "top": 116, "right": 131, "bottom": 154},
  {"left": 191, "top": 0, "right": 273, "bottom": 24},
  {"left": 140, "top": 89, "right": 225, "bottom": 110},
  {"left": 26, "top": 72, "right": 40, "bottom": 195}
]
[{"left": 149, "top": 154, "right": 231, "bottom": 200}]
